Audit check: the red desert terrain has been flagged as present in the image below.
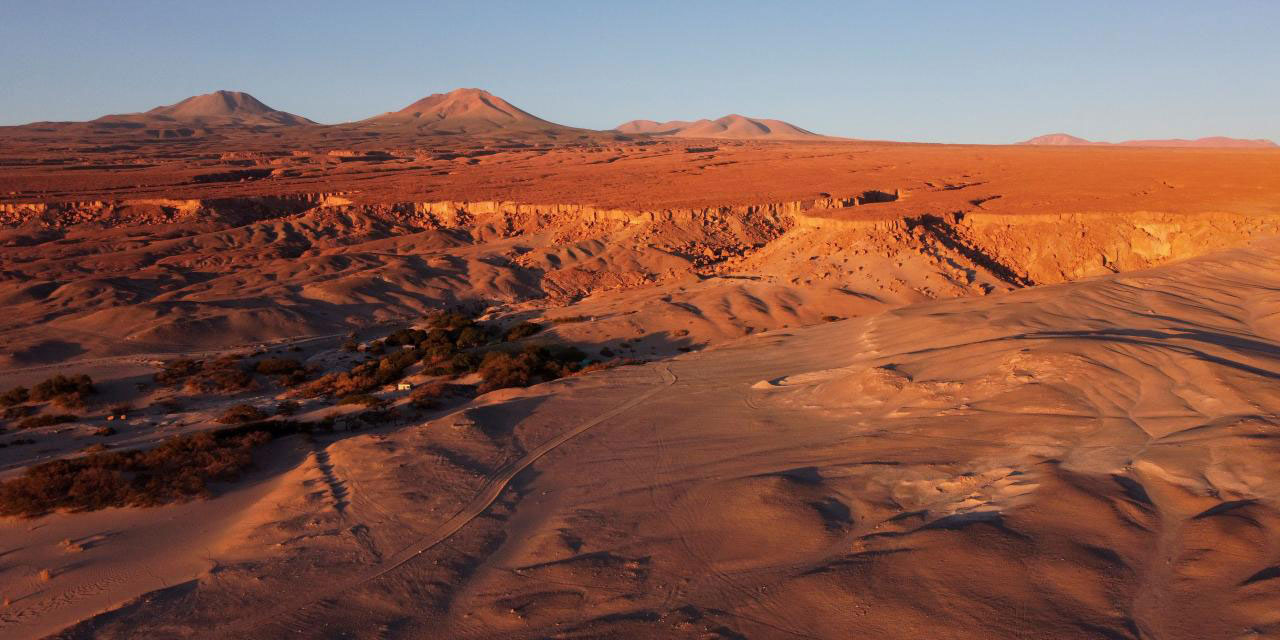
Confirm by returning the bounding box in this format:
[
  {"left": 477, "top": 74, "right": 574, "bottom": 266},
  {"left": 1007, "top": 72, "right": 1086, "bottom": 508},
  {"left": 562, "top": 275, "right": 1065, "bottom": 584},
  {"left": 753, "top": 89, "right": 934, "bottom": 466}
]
[{"left": 0, "top": 89, "right": 1279, "bottom": 639}]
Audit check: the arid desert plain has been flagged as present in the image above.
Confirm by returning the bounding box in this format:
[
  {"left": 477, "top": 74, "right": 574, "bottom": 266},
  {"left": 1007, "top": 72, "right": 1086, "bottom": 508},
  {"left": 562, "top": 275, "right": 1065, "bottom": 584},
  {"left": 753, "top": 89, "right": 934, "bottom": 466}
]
[{"left": 0, "top": 87, "right": 1279, "bottom": 639}]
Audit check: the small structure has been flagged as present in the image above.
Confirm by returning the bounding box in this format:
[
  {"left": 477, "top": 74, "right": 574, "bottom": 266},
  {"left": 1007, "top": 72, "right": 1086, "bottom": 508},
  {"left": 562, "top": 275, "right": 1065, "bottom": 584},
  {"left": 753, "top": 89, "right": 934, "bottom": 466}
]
[{"left": 396, "top": 382, "right": 414, "bottom": 391}]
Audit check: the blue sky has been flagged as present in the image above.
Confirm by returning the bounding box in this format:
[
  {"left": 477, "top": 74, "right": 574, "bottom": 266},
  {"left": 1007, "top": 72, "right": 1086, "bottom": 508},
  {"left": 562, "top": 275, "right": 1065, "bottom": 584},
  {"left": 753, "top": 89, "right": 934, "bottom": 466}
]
[{"left": 2, "top": 1, "right": 1276, "bottom": 143}]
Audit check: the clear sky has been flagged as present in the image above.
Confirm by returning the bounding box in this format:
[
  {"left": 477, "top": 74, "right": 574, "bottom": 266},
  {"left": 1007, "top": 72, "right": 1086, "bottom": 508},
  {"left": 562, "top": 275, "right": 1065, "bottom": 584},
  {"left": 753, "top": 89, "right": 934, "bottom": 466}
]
[{"left": 2, "top": 1, "right": 1277, "bottom": 143}]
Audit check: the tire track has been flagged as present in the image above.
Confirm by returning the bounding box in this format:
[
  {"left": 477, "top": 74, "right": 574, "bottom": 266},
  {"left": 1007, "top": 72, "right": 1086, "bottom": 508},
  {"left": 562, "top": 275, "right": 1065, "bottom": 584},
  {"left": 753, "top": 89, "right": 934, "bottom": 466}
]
[{"left": 205, "top": 362, "right": 677, "bottom": 637}]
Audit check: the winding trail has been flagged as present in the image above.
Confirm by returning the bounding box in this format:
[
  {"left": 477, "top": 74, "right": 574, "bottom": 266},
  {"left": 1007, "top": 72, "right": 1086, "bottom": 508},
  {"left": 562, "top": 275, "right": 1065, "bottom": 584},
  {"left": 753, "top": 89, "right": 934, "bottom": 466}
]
[{"left": 207, "top": 362, "right": 678, "bottom": 638}]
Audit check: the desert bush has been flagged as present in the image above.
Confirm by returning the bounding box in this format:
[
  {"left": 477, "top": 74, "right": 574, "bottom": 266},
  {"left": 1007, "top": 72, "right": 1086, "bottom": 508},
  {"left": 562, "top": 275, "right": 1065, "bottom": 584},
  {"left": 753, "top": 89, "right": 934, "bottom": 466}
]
[
  {"left": 0, "top": 428, "right": 275, "bottom": 516},
  {"left": 16, "top": 414, "right": 77, "bottom": 430},
  {"left": 429, "top": 311, "right": 478, "bottom": 331},
  {"left": 504, "top": 322, "right": 543, "bottom": 342},
  {"left": 156, "top": 400, "right": 184, "bottom": 414},
  {"left": 355, "top": 409, "right": 395, "bottom": 426},
  {"left": 217, "top": 404, "right": 267, "bottom": 424},
  {"left": 476, "top": 344, "right": 589, "bottom": 393},
  {"left": 425, "top": 342, "right": 459, "bottom": 362},
  {"left": 184, "top": 366, "right": 255, "bottom": 394},
  {"left": 253, "top": 357, "right": 303, "bottom": 375},
  {"left": 0, "top": 386, "right": 29, "bottom": 407},
  {"left": 303, "top": 372, "right": 375, "bottom": 398},
  {"left": 477, "top": 351, "right": 536, "bottom": 392},
  {"left": 455, "top": 325, "right": 488, "bottom": 349},
  {"left": 275, "top": 369, "right": 311, "bottom": 388},
  {"left": 578, "top": 358, "right": 646, "bottom": 374},
  {"left": 29, "top": 375, "right": 94, "bottom": 405},
  {"left": 429, "top": 352, "right": 480, "bottom": 377},
  {"left": 409, "top": 381, "right": 466, "bottom": 409},
  {"left": 155, "top": 359, "right": 203, "bottom": 385},
  {"left": 274, "top": 400, "right": 300, "bottom": 416},
  {"left": 550, "top": 315, "right": 591, "bottom": 324},
  {"left": 3, "top": 405, "right": 33, "bottom": 420},
  {"left": 423, "top": 328, "right": 454, "bottom": 347},
  {"left": 337, "top": 394, "right": 386, "bottom": 408},
  {"left": 384, "top": 328, "right": 428, "bottom": 347}
]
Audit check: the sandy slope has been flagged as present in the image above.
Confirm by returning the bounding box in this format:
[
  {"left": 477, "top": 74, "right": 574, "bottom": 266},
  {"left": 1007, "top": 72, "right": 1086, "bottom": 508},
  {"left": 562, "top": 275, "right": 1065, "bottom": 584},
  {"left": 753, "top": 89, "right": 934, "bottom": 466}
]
[{"left": 19, "top": 239, "right": 1280, "bottom": 639}]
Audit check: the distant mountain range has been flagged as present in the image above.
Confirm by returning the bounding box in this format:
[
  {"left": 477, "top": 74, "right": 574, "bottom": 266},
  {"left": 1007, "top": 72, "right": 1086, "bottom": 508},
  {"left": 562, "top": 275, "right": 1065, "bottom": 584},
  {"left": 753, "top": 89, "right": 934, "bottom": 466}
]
[
  {"left": 1020, "top": 132, "right": 1277, "bottom": 148},
  {"left": 4, "top": 88, "right": 835, "bottom": 142},
  {"left": 615, "top": 115, "right": 831, "bottom": 140},
  {"left": 6, "top": 89, "right": 1276, "bottom": 147}
]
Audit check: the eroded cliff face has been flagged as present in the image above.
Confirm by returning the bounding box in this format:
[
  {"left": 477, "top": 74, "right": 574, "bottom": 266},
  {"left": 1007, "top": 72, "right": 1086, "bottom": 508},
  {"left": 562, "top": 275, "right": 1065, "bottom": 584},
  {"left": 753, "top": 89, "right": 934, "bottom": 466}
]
[
  {"left": 3, "top": 192, "right": 1277, "bottom": 290},
  {"left": 950, "top": 211, "right": 1280, "bottom": 284}
]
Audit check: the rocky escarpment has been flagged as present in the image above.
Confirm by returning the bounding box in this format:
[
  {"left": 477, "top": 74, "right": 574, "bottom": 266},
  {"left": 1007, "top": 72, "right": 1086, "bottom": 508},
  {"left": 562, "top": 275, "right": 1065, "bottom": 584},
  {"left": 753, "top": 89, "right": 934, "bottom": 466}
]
[
  {"left": 3, "top": 190, "right": 1277, "bottom": 290},
  {"left": 0, "top": 193, "right": 355, "bottom": 228}
]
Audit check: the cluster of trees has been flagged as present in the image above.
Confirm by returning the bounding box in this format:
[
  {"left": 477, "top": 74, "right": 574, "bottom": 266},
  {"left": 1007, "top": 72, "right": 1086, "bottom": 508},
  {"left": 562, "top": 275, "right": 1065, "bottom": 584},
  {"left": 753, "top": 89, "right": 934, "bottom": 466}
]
[
  {"left": 310, "top": 313, "right": 591, "bottom": 400},
  {"left": 0, "top": 429, "right": 273, "bottom": 516},
  {"left": 157, "top": 357, "right": 255, "bottom": 394},
  {"left": 476, "top": 344, "right": 588, "bottom": 393},
  {"left": 0, "top": 374, "right": 96, "bottom": 413},
  {"left": 156, "top": 355, "right": 311, "bottom": 394}
]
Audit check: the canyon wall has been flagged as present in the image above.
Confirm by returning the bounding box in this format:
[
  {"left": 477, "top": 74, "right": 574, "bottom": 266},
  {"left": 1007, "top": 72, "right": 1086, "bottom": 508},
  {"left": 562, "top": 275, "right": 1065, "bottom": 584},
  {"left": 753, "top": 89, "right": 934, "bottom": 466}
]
[{"left": 3, "top": 193, "right": 1277, "bottom": 287}]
